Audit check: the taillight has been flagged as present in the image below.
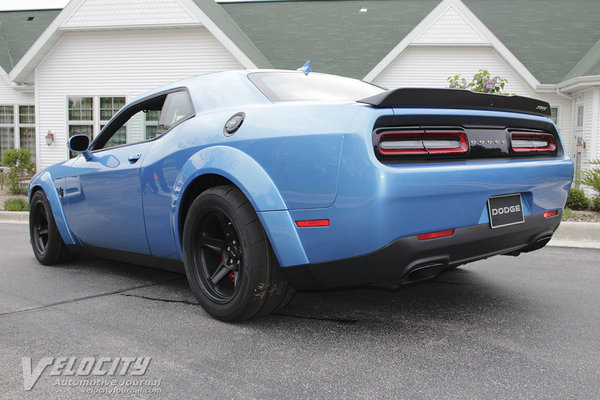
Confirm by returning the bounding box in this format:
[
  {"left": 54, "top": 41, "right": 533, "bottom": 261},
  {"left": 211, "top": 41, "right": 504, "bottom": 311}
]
[
  {"left": 295, "top": 219, "right": 330, "bottom": 227},
  {"left": 543, "top": 210, "right": 558, "bottom": 218},
  {"left": 378, "top": 130, "right": 468, "bottom": 156},
  {"left": 417, "top": 229, "right": 455, "bottom": 240},
  {"left": 510, "top": 131, "right": 556, "bottom": 153}
]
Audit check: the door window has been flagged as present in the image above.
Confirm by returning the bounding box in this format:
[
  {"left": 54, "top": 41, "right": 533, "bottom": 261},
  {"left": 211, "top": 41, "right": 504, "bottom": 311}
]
[{"left": 92, "top": 90, "right": 194, "bottom": 151}]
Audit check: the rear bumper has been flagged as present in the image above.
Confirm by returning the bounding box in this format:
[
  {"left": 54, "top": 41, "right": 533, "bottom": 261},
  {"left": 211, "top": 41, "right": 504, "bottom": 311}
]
[{"left": 282, "top": 212, "right": 561, "bottom": 290}]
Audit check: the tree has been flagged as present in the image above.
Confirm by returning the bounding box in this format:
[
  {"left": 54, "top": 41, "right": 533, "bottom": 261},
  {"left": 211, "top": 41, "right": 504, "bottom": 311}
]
[
  {"left": 448, "top": 69, "right": 510, "bottom": 95},
  {"left": 1, "top": 148, "right": 35, "bottom": 195}
]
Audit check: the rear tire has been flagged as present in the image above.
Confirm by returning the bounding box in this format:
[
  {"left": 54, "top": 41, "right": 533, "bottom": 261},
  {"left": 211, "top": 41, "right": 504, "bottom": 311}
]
[
  {"left": 182, "top": 185, "right": 293, "bottom": 321},
  {"left": 29, "top": 191, "right": 79, "bottom": 265}
]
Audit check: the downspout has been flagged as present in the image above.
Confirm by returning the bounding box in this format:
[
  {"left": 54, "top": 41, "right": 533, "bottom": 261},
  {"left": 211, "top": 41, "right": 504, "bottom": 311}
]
[{"left": 556, "top": 88, "right": 579, "bottom": 185}]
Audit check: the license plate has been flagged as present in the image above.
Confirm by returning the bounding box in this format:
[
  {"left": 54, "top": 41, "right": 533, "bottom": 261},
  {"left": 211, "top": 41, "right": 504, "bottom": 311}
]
[{"left": 487, "top": 194, "right": 524, "bottom": 228}]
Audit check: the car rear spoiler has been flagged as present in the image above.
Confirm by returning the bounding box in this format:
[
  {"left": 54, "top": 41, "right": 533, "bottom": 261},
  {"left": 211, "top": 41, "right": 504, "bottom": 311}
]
[{"left": 358, "top": 88, "right": 552, "bottom": 117}]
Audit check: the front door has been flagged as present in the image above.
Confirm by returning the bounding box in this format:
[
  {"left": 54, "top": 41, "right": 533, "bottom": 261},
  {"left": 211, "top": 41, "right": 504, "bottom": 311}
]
[{"left": 62, "top": 96, "right": 167, "bottom": 254}]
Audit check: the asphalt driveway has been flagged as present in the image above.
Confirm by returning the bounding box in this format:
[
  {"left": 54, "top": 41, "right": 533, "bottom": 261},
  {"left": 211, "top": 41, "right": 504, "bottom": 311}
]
[{"left": 1, "top": 223, "right": 599, "bottom": 399}]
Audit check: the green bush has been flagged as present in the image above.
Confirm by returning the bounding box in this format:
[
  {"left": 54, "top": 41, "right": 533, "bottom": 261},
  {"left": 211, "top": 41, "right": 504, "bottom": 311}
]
[
  {"left": 578, "top": 159, "right": 600, "bottom": 197},
  {"left": 4, "top": 198, "right": 29, "bottom": 211},
  {"left": 591, "top": 196, "right": 600, "bottom": 212},
  {"left": 562, "top": 207, "right": 576, "bottom": 219},
  {"left": 565, "top": 188, "right": 589, "bottom": 210},
  {"left": 1, "top": 148, "right": 35, "bottom": 195}
]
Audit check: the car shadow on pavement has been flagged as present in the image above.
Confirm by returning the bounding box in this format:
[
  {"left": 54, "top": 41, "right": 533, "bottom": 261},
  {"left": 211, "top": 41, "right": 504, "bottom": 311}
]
[
  {"left": 67, "top": 253, "right": 528, "bottom": 333},
  {"left": 46, "top": 254, "right": 528, "bottom": 334}
]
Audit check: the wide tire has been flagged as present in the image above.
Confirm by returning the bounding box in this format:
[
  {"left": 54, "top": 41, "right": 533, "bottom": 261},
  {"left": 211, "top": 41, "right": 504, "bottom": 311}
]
[
  {"left": 29, "top": 191, "right": 78, "bottom": 265},
  {"left": 183, "top": 185, "right": 294, "bottom": 321}
]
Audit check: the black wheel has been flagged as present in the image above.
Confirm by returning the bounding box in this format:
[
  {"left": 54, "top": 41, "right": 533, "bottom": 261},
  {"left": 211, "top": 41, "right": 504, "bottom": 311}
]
[
  {"left": 183, "top": 185, "right": 293, "bottom": 321},
  {"left": 29, "top": 191, "right": 79, "bottom": 265}
]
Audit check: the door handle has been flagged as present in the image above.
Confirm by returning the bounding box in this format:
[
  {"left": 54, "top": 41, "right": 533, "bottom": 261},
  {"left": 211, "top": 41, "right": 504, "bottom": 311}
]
[{"left": 128, "top": 153, "right": 141, "bottom": 163}]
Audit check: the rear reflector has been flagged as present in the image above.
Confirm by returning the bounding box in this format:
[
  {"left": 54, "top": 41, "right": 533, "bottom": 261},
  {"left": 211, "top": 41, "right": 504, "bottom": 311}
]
[
  {"left": 417, "top": 229, "right": 455, "bottom": 241},
  {"left": 543, "top": 210, "right": 558, "bottom": 218},
  {"left": 378, "top": 130, "right": 468, "bottom": 155},
  {"left": 510, "top": 132, "right": 556, "bottom": 152},
  {"left": 295, "top": 219, "right": 330, "bottom": 227}
]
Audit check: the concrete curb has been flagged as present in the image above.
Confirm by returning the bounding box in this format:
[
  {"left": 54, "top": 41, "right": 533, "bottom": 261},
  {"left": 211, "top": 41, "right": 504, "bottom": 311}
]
[
  {"left": 0, "top": 211, "right": 28, "bottom": 223},
  {"left": 548, "top": 221, "right": 600, "bottom": 249},
  {"left": 0, "top": 212, "right": 598, "bottom": 248}
]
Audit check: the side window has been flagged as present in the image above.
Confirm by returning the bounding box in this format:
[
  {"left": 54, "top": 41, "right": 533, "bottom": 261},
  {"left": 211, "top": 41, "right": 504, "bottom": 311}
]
[
  {"left": 92, "top": 90, "right": 193, "bottom": 151},
  {"left": 156, "top": 91, "right": 194, "bottom": 136},
  {"left": 93, "top": 95, "right": 165, "bottom": 151}
]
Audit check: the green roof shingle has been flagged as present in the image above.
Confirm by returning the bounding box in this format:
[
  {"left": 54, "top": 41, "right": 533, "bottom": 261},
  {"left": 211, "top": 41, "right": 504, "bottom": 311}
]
[
  {"left": 192, "top": 0, "right": 272, "bottom": 68},
  {"left": 0, "top": 9, "right": 60, "bottom": 73},
  {"left": 464, "top": 0, "right": 600, "bottom": 84},
  {"left": 222, "top": 0, "right": 439, "bottom": 79}
]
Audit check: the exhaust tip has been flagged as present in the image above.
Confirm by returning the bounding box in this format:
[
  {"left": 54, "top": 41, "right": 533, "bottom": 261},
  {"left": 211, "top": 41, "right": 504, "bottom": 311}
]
[
  {"left": 526, "top": 236, "right": 552, "bottom": 252},
  {"left": 406, "top": 262, "right": 447, "bottom": 282}
]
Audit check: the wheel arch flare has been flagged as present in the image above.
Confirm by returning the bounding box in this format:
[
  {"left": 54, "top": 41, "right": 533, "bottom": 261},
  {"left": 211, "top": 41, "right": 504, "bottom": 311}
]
[{"left": 172, "top": 146, "right": 309, "bottom": 266}]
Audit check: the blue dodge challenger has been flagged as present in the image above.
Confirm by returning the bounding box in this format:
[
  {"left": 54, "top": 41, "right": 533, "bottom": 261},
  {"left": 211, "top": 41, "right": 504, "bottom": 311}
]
[{"left": 29, "top": 69, "right": 573, "bottom": 321}]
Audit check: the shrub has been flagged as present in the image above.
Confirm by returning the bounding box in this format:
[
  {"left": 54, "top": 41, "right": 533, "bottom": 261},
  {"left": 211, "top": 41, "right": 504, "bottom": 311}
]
[
  {"left": 591, "top": 196, "right": 600, "bottom": 212},
  {"left": 448, "top": 69, "right": 510, "bottom": 95},
  {"left": 562, "top": 207, "right": 576, "bottom": 219},
  {"left": 565, "top": 188, "right": 589, "bottom": 210},
  {"left": 578, "top": 159, "right": 600, "bottom": 196},
  {"left": 4, "top": 198, "right": 29, "bottom": 211},
  {"left": 1, "top": 148, "right": 35, "bottom": 195}
]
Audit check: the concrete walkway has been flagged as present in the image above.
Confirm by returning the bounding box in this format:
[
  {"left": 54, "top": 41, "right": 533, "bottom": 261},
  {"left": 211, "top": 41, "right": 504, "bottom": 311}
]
[{"left": 1, "top": 212, "right": 598, "bottom": 249}]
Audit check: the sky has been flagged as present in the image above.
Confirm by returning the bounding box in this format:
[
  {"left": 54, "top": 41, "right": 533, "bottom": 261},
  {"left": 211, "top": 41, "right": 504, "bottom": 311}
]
[{"left": 1, "top": 0, "right": 70, "bottom": 11}]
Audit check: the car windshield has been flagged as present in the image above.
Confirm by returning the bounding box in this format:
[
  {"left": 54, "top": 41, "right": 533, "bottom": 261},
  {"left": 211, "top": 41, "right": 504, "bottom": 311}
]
[{"left": 248, "top": 72, "right": 386, "bottom": 102}]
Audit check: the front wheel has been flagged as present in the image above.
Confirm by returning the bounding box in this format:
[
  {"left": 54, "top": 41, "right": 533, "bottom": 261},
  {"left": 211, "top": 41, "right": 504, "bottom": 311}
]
[
  {"left": 183, "top": 185, "right": 294, "bottom": 321},
  {"left": 29, "top": 191, "right": 79, "bottom": 265}
]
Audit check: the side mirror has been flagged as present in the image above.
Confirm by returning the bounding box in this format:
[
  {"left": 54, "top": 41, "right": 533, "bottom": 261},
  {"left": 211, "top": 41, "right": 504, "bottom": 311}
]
[{"left": 67, "top": 134, "right": 93, "bottom": 161}]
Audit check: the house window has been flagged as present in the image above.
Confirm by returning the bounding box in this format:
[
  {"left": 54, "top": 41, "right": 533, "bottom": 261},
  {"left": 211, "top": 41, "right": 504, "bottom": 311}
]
[
  {"left": 550, "top": 107, "right": 558, "bottom": 125},
  {"left": 19, "top": 105, "right": 36, "bottom": 160},
  {"left": 576, "top": 105, "right": 584, "bottom": 128},
  {"left": 145, "top": 110, "right": 161, "bottom": 140},
  {"left": 68, "top": 97, "right": 94, "bottom": 139},
  {"left": 100, "top": 97, "right": 126, "bottom": 146},
  {"left": 0, "top": 105, "right": 14, "bottom": 154},
  {"left": 68, "top": 96, "right": 125, "bottom": 157}
]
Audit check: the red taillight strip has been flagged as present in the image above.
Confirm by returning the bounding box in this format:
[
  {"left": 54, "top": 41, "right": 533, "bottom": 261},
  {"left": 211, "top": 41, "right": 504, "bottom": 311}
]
[
  {"left": 510, "top": 132, "right": 556, "bottom": 152},
  {"left": 423, "top": 130, "right": 469, "bottom": 154},
  {"left": 543, "top": 210, "right": 559, "bottom": 218},
  {"left": 417, "top": 229, "right": 455, "bottom": 240},
  {"left": 377, "top": 131, "right": 426, "bottom": 155},
  {"left": 378, "top": 130, "right": 468, "bottom": 156},
  {"left": 295, "top": 219, "right": 330, "bottom": 227}
]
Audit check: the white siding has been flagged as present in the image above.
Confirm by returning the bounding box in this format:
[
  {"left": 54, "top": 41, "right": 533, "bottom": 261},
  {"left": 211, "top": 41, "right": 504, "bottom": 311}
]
[
  {"left": 414, "top": 5, "right": 487, "bottom": 44},
  {"left": 0, "top": 73, "right": 34, "bottom": 105},
  {"left": 581, "top": 90, "right": 594, "bottom": 164},
  {"left": 36, "top": 28, "right": 243, "bottom": 169},
  {"left": 594, "top": 88, "right": 600, "bottom": 163},
  {"left": 62, "top": 0, "right": 198, "bottom": 28},
  {"left": 372, "top": 45, "right": 574, "bottom": 156}
]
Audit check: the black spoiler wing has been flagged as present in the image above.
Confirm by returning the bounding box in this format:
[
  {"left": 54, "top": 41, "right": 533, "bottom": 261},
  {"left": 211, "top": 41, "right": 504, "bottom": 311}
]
[{"left": 358, "top": 88, "right": 551, "bottom": 117}]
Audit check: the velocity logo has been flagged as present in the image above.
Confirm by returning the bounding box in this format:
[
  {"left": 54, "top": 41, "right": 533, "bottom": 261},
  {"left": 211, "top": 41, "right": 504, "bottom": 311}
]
[{"left": 22, "top": 357, "right": 151, "bottom": 391}]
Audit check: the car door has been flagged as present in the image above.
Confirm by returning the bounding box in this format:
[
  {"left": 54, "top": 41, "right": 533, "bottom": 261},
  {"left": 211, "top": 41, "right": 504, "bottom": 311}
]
[{"left": 62, "top": 95, "right": 168, "bottom": 254}]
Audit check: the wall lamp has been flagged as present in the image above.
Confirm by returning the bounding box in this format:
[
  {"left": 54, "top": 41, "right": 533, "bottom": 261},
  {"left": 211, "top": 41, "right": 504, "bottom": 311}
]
[{"left": 45, "top": 130, "right": 54, "bottom": 146}]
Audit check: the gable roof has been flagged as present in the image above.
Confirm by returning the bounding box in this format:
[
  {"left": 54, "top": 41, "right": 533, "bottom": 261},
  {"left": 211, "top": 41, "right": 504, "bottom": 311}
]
[
  {"left": 222, "top": 0, "right": 439, "bottom": 79},
  {"left": 191, "top": 0, "right": 272, "bottom": 69},
  {"left": 224, "top": 0, "right": 600, "bottom": 85},
  {"left": 0, "top": 9, "right": 60, "bottom": 73},
  {"left": 563, "top": 38, "right": 600, "bottom": 82},
  {"left": 463, "top": 0, "right": 600, "bottom": 84},
  {"left": 9, "top": 0, "right": 271, "bottom": 83}
]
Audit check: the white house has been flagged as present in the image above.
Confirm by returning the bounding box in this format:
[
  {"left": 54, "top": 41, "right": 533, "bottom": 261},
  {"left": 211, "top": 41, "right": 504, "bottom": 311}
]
[
  {"left": 0, "top": 0, "right": 599, "bottom": 177},
  {"left": 2, "top": 0, "right": 271, "bottom": 169}
]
